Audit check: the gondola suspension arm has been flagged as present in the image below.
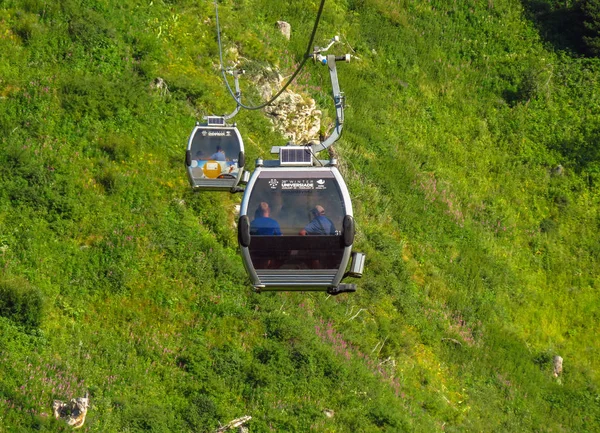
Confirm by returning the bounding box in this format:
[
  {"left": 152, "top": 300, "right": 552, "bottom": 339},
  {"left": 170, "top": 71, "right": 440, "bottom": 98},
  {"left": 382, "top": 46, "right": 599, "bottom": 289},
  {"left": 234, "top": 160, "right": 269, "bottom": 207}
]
[
  {"left": 222, "top": 69, "right": 244, "bottom": 121},
  {"left": 270, "top": 36, "right": 351, "bottom": 155},
  {"left": 311, "top": 36, "right": 351, "bottom": 155}
]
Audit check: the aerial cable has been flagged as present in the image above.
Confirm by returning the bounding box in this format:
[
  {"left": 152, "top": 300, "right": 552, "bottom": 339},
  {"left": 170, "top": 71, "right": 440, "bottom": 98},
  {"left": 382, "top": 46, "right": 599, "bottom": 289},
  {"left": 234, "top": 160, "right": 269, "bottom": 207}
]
[{"left": 213, "top": 0, "right": 326, "bottom": 111}]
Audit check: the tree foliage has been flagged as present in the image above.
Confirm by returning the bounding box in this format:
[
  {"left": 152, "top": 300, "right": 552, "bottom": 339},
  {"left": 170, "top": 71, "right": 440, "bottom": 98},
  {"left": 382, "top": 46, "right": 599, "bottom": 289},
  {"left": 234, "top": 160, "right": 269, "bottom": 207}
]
[{"left": 581, "top": 0, "right": 600, "bottom": 55}]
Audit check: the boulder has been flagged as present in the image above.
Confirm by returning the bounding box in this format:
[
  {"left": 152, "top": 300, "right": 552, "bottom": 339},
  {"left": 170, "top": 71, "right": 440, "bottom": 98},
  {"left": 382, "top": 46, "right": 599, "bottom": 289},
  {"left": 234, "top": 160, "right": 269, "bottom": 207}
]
[
  {"left": 52, "top": 393, "right": 89, "bottom": 429},
  {"left": 276, "top": 21, "right": 291, "bottom": 40},
  {"left": 553, "top": 355, "right": 563, "bottom": 378}
]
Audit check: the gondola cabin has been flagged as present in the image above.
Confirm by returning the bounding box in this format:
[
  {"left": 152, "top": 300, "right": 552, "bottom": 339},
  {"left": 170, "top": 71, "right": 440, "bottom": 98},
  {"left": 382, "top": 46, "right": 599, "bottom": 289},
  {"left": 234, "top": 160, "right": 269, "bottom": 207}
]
[
  {"left": 185, "top": 116, "right": 246, "bottom": 191},
  {"left": 238, "top": 147, "right": 364, "bottom": 294}
]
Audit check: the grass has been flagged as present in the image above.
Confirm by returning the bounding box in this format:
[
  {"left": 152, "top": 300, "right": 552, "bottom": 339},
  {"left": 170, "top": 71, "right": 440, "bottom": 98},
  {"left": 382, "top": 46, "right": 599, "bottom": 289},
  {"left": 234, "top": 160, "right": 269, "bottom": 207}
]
[{"left": 0, "top": 0, "right": 599, "bottom": 431}]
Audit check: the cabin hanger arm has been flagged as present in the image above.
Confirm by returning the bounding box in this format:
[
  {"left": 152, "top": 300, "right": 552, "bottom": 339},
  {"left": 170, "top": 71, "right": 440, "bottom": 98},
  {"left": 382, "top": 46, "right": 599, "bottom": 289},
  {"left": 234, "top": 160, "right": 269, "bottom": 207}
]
[
  {"left": 223, "top": 69, "right": 244, "bottom": 121},
  {"left": 270, "top": 36, "right": 351, "bottom": 156},
  {"left": 310, "top": 53, "right": 350, "bottom": 155}
]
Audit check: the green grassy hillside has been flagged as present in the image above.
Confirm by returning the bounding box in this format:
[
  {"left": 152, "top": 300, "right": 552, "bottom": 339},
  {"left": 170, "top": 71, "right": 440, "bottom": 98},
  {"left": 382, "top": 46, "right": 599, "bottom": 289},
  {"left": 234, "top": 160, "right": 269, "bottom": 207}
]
[{"left": 1, "top": 0, "right": 599, "bottom": 431}]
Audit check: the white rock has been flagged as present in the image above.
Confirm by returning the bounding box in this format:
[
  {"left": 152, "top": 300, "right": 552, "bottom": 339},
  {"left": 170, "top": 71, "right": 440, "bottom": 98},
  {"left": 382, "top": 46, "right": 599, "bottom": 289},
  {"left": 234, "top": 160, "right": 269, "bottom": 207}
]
[
  {"left": 553, "top": 355, "right": 563, "bottom": 377},
  {"left": 251, "top": 69, "right": 322, "bottom": 144},
  {"left": 276, "top": 21, "right": 291, "bottom": 40},
  {"left": 52, "top": 393, "right": 89, "bottom": 429}
]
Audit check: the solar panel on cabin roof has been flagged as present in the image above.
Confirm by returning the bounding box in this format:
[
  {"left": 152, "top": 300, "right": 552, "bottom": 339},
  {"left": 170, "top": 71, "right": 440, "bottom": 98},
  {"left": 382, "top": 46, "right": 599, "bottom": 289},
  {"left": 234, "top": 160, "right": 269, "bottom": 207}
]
[
  {"left": 207, "top": 117, "right": 225, "bottom": 126},
  {"left": 280, "top": 147, "right": 312, "bottom": 165}
]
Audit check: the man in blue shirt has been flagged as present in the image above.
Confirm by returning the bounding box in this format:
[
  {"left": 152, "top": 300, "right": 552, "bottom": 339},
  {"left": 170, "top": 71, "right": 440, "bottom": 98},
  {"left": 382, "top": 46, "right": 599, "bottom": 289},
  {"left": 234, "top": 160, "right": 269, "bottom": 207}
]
[
  {"left": 299, "top": 205, "right": 336, "bottom": 235},
  {"left": 250, "top": 202, "right": 282, "bottom": 236},
  {"left": 210, "top": 146, "right": 226, "bottom": 161}
]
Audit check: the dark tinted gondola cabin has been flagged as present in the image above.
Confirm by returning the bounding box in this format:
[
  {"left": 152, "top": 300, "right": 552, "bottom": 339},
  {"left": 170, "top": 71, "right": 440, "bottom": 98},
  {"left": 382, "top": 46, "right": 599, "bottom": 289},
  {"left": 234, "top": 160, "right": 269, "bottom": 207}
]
[
  {"left": 185, "top": 116, "right": 246, "bottom": 191},
  {"left": 238, "top": 148, "right": 363, "bottom": 293}
]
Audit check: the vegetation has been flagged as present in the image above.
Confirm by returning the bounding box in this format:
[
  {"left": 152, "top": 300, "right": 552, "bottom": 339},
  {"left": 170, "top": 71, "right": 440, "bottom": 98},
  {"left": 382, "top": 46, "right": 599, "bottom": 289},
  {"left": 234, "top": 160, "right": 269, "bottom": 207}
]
[
  {"left": 0, "top": 277, "right": 44, "bottom": 329},
  {"left": 0, "top": 0, "right": 598, "bottom": 431},
  {"left": 582, "top": 0, "right": 600, "bottom": 55},
  {"left": 523, "top": 0, "right": 600, "bottom": 57}
]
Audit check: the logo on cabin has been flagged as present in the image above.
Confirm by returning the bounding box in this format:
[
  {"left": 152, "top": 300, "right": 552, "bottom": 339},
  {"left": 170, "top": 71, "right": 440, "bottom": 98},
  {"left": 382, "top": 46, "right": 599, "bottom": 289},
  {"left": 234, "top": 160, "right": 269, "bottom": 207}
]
[
  {"left": 281, "top": 180, "right": 314, "bottom": 190},
  {"left": 316, "top": 179, "right": 326, "bottom": 190},
  {"left": 269, "top": 179, "right": 279, "bottom": 189},
  {"left": 201, "top": 130, "right": 230, "bottom": 137}
]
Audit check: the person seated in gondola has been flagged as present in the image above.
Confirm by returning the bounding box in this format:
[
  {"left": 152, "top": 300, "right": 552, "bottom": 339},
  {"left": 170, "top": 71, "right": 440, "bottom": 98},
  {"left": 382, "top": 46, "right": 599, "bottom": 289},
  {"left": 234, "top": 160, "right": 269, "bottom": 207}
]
[
  {"left": 299, "top": 205, "right": 336, "bottom": 236},
  {"left": 210, "top": 146, "right": 226, "bottom": 161},
  {"left": 250, "top": 202, "right": 282, "bottom": 236}
]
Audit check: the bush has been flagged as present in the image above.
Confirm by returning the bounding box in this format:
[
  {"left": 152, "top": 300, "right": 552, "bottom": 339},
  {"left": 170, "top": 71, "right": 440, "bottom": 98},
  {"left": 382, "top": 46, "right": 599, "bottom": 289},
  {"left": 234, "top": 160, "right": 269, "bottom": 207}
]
[{"left": 0, "top": 278, "right": 44, "bottom": 328}]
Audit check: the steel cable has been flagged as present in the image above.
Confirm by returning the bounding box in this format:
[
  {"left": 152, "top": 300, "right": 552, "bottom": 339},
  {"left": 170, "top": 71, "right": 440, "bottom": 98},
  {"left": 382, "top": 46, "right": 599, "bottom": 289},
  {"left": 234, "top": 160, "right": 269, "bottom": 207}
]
[{"left": 214, "top": 0, "right": 326, "bottom": 111}]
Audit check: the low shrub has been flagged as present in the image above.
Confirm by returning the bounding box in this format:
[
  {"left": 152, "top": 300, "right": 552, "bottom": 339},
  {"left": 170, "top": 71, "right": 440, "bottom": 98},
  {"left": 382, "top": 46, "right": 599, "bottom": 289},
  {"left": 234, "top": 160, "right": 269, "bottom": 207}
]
[{"left": 0, "top": 278, "right": 44, "bottom": 329}]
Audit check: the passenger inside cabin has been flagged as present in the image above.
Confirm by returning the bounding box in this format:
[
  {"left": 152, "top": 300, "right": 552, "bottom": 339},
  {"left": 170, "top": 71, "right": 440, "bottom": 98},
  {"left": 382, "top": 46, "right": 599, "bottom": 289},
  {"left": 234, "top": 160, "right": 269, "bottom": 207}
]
[
  {"left": 250, "top": 202, "right": 282, "bottom": 236},
  {"left": 210, "top": 146, "right": 226, "bottom": 161},
  {"left": 299, "top": 205, "right": 336, "bottom": 235}
]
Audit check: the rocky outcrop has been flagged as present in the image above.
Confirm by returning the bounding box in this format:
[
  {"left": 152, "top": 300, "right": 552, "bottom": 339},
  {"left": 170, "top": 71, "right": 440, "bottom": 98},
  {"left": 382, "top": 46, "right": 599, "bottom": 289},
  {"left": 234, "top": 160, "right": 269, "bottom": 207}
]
[{"left": 255, "top": 70, "right": 321, "bottom": 144}]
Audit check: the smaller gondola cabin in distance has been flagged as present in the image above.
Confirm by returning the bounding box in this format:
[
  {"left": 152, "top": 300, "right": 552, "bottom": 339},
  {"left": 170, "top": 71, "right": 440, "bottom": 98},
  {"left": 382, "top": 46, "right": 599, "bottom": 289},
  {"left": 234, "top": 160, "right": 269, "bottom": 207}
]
[{"left": 185, "top": 116, "right": 246, "bottom": 191}]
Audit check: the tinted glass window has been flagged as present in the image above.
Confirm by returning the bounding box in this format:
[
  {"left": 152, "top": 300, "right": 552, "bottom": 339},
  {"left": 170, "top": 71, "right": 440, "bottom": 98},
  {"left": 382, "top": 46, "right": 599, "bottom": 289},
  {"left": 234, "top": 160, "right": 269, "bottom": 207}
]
[
  {"left": 247, "top": 172, "right": 345, "bottom": 236},
  {"left": 188, "top": 127, "right": 241, "bottom": 180},
  {"left": 247, "top": 170, "right": 346, "bottom": 270}
]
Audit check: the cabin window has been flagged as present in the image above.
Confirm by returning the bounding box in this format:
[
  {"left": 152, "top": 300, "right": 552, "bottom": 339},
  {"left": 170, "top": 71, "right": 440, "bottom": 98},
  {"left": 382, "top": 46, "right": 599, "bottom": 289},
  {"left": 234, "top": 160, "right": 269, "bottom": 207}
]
[
  {"left": 188, "top": 127, "right": 242, "bottom": 181},
  {"left": 247, "top": 171, "right": 346, "bottom": 269}
]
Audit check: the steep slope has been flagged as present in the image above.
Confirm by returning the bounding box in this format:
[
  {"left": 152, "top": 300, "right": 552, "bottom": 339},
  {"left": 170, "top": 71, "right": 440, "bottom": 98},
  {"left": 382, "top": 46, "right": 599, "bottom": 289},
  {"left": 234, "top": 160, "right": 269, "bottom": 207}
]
[{"left": 0, "top": 0, "right": 598, "bottom": 431}]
